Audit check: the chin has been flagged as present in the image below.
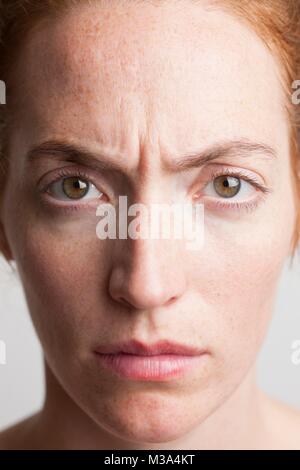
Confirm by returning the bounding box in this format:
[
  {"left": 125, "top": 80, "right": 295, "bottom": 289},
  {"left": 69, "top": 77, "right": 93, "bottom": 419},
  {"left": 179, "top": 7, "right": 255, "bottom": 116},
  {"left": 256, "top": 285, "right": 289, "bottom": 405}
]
[{"left": 86, "top": 391, "right": 214, "bottom": 446}]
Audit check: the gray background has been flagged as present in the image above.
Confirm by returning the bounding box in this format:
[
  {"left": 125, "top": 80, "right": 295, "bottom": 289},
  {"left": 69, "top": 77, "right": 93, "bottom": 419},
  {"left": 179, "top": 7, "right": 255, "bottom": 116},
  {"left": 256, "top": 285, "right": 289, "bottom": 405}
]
[
  {"left": 0, "top": 80, "right": 6, "bottom": 104},
  {"left": 0, "top": 253, "right": 300, "bottom": 432}
]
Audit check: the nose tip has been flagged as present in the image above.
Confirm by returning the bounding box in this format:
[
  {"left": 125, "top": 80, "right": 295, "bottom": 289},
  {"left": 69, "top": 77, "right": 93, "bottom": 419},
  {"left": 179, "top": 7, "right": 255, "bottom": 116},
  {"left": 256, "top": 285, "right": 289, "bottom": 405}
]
[
  {"left": 109, "top": 265, "right": 182, "bottom": 310},
  {"left": 108, "top": 239, "right": 186, "bottom": 310}
]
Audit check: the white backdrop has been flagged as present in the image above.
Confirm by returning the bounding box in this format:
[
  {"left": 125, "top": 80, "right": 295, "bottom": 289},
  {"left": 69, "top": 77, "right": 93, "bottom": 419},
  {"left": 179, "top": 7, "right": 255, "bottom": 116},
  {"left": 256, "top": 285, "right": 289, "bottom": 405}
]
[{"left": 0, "top": 254, "right": 300, "bottom": 432}]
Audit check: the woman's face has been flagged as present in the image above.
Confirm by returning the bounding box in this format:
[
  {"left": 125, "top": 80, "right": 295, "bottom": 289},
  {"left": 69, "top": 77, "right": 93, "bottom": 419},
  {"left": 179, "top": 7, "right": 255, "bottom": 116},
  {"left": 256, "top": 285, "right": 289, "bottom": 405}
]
[{"left": 0, "top": 0, "right": 296, "bottom": 444}]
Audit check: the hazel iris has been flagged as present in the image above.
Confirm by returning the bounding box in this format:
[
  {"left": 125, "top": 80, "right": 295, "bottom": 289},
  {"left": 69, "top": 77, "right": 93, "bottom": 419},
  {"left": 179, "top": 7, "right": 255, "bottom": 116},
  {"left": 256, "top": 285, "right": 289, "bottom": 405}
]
[{"left": 213, "top": 175, "right": 241, "bottom": 198}]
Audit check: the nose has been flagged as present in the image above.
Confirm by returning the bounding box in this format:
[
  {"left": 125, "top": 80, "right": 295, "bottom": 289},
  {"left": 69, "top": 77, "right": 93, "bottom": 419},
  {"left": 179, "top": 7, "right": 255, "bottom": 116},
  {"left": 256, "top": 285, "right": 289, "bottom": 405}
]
[{"left": 108, "top": 237, "right": 187, "bottom": 310}]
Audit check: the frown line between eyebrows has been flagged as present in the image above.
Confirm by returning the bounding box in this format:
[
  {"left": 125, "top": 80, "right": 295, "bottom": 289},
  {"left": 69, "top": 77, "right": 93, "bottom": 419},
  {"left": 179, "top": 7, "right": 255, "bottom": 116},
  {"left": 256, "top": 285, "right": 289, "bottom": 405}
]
[{"left": 25, "top": 138, "right": 278, "bottom": 174}]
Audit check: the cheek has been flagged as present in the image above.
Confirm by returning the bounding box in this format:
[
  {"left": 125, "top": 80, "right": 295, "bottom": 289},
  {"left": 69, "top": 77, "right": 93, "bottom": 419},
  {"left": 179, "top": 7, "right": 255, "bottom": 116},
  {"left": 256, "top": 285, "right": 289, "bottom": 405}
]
[
  {"left": 187, "top": 204, "right": 291, "bottom": 375},
  {"left": 4, "top": 200, "right": 114, "bottom": 355}
]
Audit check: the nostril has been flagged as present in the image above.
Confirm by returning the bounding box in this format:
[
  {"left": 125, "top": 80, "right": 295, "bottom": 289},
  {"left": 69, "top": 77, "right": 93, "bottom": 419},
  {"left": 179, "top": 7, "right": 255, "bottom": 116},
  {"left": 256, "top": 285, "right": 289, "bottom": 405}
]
[
  {"left": 119, "top": 297, "right": 133, "bottom": 308},
  {"left": 166, "top": 296, "right": 177, "bottom": 306}
]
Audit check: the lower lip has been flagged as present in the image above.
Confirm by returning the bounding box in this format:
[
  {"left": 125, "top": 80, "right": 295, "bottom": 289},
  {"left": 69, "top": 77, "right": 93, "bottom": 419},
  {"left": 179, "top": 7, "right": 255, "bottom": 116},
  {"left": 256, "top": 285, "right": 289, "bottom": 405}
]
[{"left": 94, "top": 352, "right": 206, "bottom": 380}]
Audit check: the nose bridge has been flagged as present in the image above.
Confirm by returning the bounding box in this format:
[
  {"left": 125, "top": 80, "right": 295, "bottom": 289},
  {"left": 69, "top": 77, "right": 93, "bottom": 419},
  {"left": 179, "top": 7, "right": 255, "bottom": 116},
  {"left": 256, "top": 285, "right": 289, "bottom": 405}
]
[
  {"left": 108, "top": 232, "right": 186, "bottom": 310},
  {"left": 108, "top": 138, "right": 188, "bottom": 309}
]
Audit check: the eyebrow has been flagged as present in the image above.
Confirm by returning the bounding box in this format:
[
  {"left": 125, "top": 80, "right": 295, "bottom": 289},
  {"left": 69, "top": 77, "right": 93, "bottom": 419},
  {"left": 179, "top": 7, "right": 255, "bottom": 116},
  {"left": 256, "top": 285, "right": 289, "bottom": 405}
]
[
  {"left": 165, "top": 139, "right": 277, "bottom": 172},
  {"left": 25, "top": 138, "right": 277, "bottom": 173}
]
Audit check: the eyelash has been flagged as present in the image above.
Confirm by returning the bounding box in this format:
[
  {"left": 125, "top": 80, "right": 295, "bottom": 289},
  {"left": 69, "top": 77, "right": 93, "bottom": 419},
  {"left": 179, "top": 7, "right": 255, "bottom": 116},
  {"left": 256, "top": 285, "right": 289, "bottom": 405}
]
[
  {"left": 40, "top": 166, "right": 271, "bottom": 214},
  {"left": 42, "top": 167, "right": 93, "bottom": 188},
  {"left": 199, "top": 167, "right": 271, "bottom": 213}
]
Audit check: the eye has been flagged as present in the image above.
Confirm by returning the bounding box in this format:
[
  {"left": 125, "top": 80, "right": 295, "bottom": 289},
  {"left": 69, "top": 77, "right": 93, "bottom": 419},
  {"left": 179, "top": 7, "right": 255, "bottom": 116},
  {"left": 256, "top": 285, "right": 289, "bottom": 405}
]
[
  {"left": 193, "top": 167, "right": 272, "bottom": 213},
  {"left": 48, "top": 176, "right": 103, "bottom": 202},
  {"left": 203, "top": 173, "right": 255, "bottom": 201}
]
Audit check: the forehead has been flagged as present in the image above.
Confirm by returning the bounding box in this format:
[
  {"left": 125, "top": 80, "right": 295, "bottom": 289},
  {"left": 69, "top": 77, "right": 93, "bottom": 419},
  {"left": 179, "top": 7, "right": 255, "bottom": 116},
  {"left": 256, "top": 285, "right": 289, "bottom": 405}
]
[{"left": 13, "top": 0, "right": 287, "bottom": 159}]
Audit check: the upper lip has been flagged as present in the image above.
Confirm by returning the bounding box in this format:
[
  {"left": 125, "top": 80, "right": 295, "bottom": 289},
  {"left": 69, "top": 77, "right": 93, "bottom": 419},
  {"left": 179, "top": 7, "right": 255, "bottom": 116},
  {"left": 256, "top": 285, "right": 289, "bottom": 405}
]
[{"left": 94, "top": 339, "right": 205, "bottom": 356}]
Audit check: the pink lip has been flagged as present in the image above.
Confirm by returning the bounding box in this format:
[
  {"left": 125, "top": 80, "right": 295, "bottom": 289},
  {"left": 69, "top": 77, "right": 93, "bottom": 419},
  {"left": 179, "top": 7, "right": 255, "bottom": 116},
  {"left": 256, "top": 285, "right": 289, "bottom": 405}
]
[
  {"left": 94, "top": 339, "right": 203, "bottom": 356},
  {"left": 93, "top": 339, "right": 207, "bottom": 381}
]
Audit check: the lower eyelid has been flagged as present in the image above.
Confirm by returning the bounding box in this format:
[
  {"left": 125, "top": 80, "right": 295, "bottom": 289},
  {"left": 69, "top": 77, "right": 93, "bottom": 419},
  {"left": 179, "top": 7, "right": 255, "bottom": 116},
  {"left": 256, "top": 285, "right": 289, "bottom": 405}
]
[
  {"left": 199, "top": 190, "right": 267, "bottom": 214},
  {"left": 40, "top": 191, "right": 108, "bottom": 214}
]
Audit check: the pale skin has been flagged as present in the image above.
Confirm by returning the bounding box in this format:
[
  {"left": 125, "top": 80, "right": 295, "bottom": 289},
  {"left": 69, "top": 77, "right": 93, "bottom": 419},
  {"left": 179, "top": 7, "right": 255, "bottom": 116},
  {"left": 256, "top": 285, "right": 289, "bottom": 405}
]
[{"left": 0, "top": 0, "right": 300, "bottom": 449}]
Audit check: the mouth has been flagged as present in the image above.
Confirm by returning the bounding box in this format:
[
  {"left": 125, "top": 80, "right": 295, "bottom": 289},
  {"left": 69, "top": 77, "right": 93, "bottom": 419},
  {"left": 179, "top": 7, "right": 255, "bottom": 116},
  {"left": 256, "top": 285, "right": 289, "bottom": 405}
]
[{"left": 93, "top": 339, "right": 208, "bottom": 381}]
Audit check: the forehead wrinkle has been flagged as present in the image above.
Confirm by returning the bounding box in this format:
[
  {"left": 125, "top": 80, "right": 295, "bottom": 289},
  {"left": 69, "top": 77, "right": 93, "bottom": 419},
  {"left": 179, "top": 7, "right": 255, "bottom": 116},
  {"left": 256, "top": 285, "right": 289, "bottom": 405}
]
[{"left": 8, "top": 0, "right": 289, "bottom": 174}]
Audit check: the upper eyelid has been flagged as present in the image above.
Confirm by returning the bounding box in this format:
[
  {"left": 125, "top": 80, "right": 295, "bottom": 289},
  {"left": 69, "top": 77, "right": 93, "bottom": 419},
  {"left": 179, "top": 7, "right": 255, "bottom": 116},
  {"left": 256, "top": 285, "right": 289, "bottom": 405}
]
[
  {"left": 38, "top": 166, "right": 104, "bottom": 192},
  {"left": 204, "top": 161, "right": 266, "bottom": 178},
  {"left": 208, "top": 172, "right": 258, "bottom": 189}
]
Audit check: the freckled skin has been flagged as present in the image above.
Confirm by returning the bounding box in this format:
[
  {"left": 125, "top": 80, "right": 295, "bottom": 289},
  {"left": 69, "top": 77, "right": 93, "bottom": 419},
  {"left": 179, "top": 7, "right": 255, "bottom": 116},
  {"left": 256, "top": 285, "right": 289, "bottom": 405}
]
[{"left": 0, "top": 0, "right": 300, "bottom": 449}]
